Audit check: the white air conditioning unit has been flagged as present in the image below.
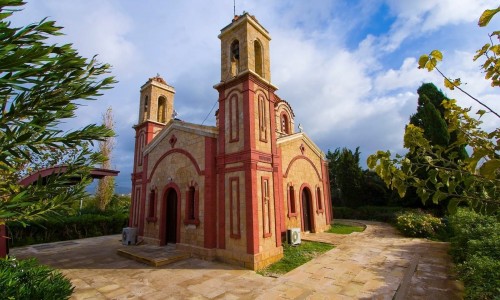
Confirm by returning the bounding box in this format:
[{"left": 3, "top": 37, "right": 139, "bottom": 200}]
[
  {"left": 287, "top": 228, "right": 301, "bottom": 245},
  {"left": 122, "top": 227, "right": 137, "bottom": 245}
]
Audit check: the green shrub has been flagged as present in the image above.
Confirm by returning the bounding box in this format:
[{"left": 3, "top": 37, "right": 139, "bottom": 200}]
[
  {"left": 458, "top": 255, "right": 500, "bottom": 300},
  {"left": 0, "top": 257, "right": 74, "bottom": 300},
  {"left": 448, "top": 208, "right": 500, "bottom": 300},
  {"left": 395, "top": 210, "right": 443, "bottom": 238},
  {"left": 7, "top": 212, "right": 128, "bottom": 247},
  {"left": 448, "top": 209, "right": 500, "bottom": 263},
  {"left": 333, "top": 206, "right": 403, "bottom": 222}
]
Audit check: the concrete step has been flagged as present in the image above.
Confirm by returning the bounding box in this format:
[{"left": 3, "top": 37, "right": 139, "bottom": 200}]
[{"left": 117, "top": 244, "right": 190, "bottom": 267}]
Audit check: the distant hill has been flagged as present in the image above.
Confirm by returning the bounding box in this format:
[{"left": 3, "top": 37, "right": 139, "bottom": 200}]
[
  {"left": 115, "top": 185, "right": 131, "bottom": 195},
  {"left": 85, "top": 183, "right": 131, "bottom": 195}
]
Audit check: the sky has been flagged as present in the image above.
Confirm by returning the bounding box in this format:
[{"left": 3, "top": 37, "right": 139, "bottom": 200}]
[{"left": 10, "top": 0, "right": 500, "bottom": 193}]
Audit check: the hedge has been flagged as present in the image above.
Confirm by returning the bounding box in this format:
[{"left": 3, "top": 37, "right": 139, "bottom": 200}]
[
  {"left": 333, "top": 206, "right": 404, "bottom": 222},
  {"left": 6, "top": 213, "right": 128, "bottom": 247}
]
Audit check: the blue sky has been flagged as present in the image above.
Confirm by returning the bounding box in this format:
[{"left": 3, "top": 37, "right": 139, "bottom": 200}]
[{"left": 10, "top": 0, "right": 500, "bottom": 193}]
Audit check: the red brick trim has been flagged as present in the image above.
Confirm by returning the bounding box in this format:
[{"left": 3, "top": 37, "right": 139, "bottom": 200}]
[
  {"left": 229, "top": 94, "right": 239, "bottom": 143},
  {"left": 261, "top": 176, "right": 272, "bottom": 238},
  {"left": 131, "top": 187, "right": 141, "bottom": 227},
  {"left": 258, "top": 94, "right": 268, "bottom": 142},
  {"left": 139, "top": 154, "right": 149, "bottom": 236},
  {"left": 217, "top": 89, "right": 226, "bottom": 249},
  {"left": 204, "top": 137, "right": 217, "bottom": 248},
  {"left": 229, "top": 177, "right": 241, "bottom": 239}
]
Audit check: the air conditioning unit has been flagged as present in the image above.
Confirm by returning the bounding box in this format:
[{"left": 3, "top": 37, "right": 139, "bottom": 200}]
[
  {"left": 122, "top": 227, "right": 137, "bottom": 245},
  {"left": 287, "top": 228, "right": 301, "bottom": 245}
]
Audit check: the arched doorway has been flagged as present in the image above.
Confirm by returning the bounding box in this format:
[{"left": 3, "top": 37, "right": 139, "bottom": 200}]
[
  {"left": 165, "top": 188, "right": 178, "bottom": 244},
  {"left": 301, "top": 187, "right": 313, "bottom": 232}
]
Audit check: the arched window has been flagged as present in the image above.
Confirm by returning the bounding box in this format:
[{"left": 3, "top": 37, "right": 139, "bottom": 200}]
[
  {"left": 184, "top": 185, "right": 200, "bottom": 225},
  {"left": 143, "top": 96, "right": 149, "bottom": 120},
  {"left": 147, "top": 188, "right": 156, "bottom": 221},
  {"left": 258, "top": 95, "right": 267, "bottom": 142},
  {"left": 254, "top": 40, "right": 263, "bottom": 77},
  {"left": 137, "top": 131, "right": 145, "bottom": 166},
  {"left": 230, "top": 40, "right": 240, "bottom": 76},
  {"left": 281, "top": 113, "right": 289, "bottom": 134},
  {"left": 316, "top": 187, "right": 324, "bottom": 212},
  {"left": 288, "top": 185, "right": 297, "bottom": 216},
  {"left": 188, "top": 187, "right": 195, "bottom": 220},
  {"left": 157, "top": 96, "right": 166, "bottom": 123}
]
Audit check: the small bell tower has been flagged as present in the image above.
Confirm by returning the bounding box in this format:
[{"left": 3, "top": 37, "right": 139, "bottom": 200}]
[
  {"left": 138, "top": 75, "right": 176, "bottom": 126},
  {"left": 131, "top": 75, "right": 176, "bottom": 233}
]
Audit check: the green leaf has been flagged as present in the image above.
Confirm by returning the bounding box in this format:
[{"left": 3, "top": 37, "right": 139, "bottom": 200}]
[
  {"left": 444, "top": 78, "right": 455, "bottom": 90},
  {"left": 430, "top": 50, "right": 443, "bottom": 61},
  {"left": 478, "top": 7, "right": 500, "bottom": 27},
  {"left": 447, "top": 198, "right": 461, "bottom": 214},
  {"left": 478, "top": 159, "right": 500, "bottom": 179},
  {"left": 418, "top": 55, "right": 429, "bottom": 69}
]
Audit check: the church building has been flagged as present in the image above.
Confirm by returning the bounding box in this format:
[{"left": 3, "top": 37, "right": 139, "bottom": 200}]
[{"left": 130, "top": 13, "right": 333, "bottom": 270}]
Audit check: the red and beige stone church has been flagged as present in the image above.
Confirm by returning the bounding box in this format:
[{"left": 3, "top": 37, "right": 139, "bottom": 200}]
[{"left": 130, "top": 13, "right": 333, "bottom": 270}]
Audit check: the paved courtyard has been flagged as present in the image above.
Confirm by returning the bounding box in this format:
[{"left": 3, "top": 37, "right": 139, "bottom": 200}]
[{"left": 10, "top": 220, "right": 463, "bottom": 299}]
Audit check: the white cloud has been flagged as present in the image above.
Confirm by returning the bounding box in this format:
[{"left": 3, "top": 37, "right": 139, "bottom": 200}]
[{"left": 11, "top": 0, "right": 500, "bottom": 188}]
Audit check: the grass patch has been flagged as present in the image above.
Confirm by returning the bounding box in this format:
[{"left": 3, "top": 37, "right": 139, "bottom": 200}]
[
  {"left": 258, "top": 241, "right": 333, "bottom": 277},
  {"left": 327, "top": 223, "right": 365, "bottom": 234}
]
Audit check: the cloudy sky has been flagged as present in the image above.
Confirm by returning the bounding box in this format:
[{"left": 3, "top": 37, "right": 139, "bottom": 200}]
[{"left": 10, "top": 0, "right": 500, "bottom": 192}]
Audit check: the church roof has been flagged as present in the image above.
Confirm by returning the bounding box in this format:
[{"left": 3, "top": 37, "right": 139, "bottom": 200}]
[
  {"left": 274, "top": 95, "right": 295, "bottom": 117},
  {"left": 220, "top": 12, "right": 270, "bottom": 38},
  {"left": 143, "top": 120, "right": 218, "bottom": 155},
  {"left": 149, "top": 74, "right": 167, "bottom": 85},
  {"left": 19, "top": 166, "right": 119, "bottom": 187},
  {"left": 277, "top": 132, "right": 326, "bottom": 159},
  {"left": 140, "top": 74, "right": 175, "bottom": 92}
]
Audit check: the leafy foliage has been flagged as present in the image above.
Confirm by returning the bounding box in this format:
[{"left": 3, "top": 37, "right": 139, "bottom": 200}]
[
  {"left": 327, "top": 147, "right": 364, "bottom": 207},
  {"left": 368, "top": 100, "right": 499, "bottom": 214},
  {"left": 0, "top": 0, "right": 115, "bottom": 224},
  {"left": 7, "top": 211, "right": 128, "bottom": 247},
  {"left": 0, "top": 256, "right": 74, "bottom": 300},
  {"left": 333, "top": 206, "right": 404, "bottom": 222},
  {"left": 448, "top": 209, "right": 500, "bottom": 300},
  {"left": 394, "top": 210, "right": 443, "bottom": 238},
  {"left": 95, "top": 107, "right": 115, "bottom": 211},
  {"left": 369, "top": 7, "right": 500, "bottom": 214}
]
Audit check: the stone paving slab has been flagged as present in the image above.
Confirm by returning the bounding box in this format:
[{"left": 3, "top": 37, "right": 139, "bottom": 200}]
[{"left": 9, "top": 220, "right": 464, "bottom": 299}]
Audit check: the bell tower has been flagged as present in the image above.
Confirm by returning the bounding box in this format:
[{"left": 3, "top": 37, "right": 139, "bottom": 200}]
[
  {"left": 138, "top": 75, "right": 176, "bottom": 126},
  {"left": 214, "top": 13, "right": 284, "bottom": 269},
  {"left": 131, "top": 75, "right": 175, "bottom": 234},
  {"left": 219, "top": 14, "right": 272, "bottom": 82}
]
